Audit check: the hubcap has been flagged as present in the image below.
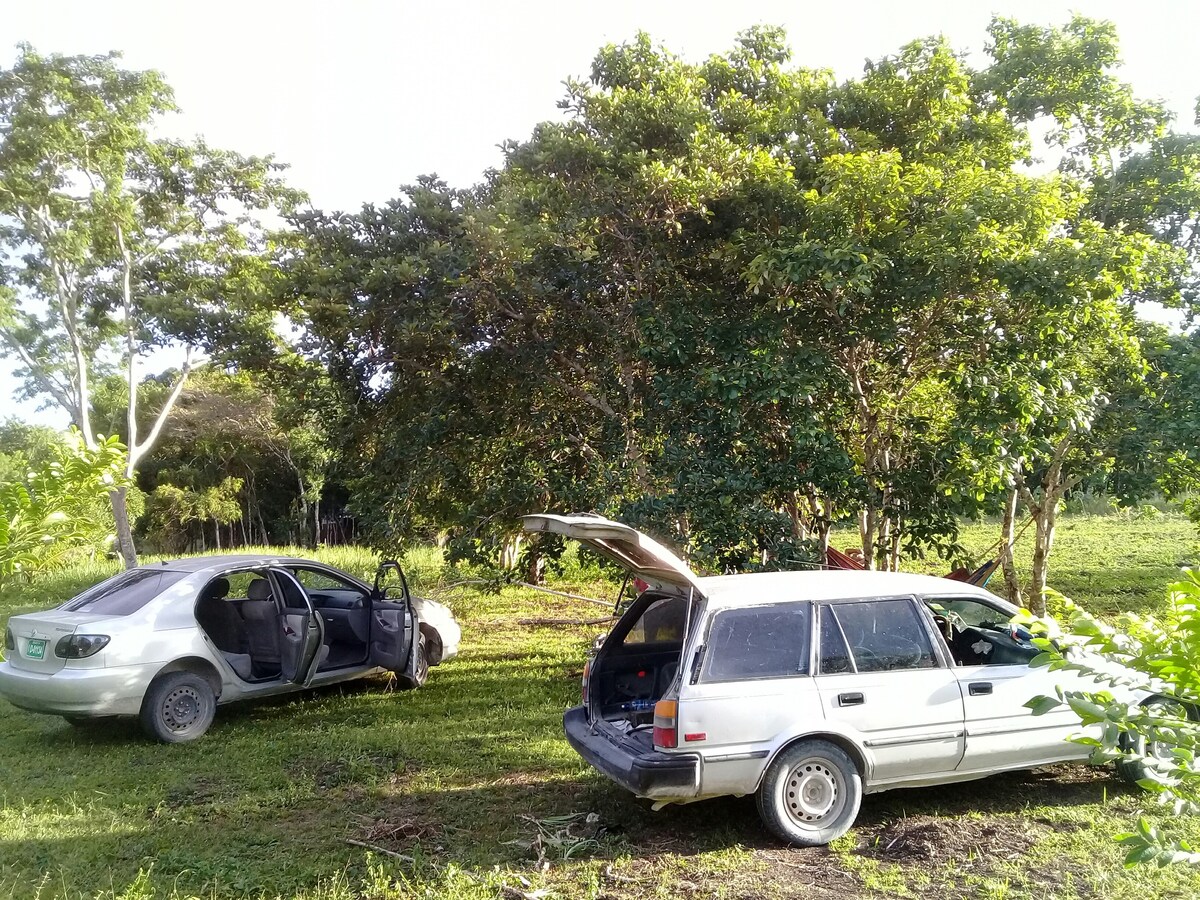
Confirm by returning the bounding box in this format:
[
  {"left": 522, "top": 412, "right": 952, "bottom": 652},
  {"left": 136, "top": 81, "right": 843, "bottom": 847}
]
[
  {"left": 162, "top": 686, "right": 203, "bottom": 731},
  {"left": 784, "top": 758, "right": 844, "bottom": 826}
]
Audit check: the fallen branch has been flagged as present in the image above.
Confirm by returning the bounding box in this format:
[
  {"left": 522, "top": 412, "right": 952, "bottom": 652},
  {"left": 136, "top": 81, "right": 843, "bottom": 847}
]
[
  {"left": 517, "top": 616, "right": 615, "bottom": 627},
  {"left": 514, "top": 581, "right": 611, "bottom": 608}
]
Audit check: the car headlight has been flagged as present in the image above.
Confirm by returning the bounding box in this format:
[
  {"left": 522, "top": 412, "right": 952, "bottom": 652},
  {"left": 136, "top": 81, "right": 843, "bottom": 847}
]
[{"left": 55, "top": 634, "right": 111, "bottom": 659}]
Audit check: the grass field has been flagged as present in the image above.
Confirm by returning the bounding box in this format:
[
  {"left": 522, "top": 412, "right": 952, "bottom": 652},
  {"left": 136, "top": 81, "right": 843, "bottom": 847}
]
[{"left": 2, "top": 513, "right": 1199, "bottom": 899}]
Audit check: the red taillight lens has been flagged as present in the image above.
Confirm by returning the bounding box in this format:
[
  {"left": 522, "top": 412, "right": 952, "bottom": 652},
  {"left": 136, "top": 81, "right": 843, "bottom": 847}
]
[
  {"left": 581, "top": 660, "right": 591, "bottom": 706},
  {"left": 652, "top": 699, "right": 678, "bottom": 749}
]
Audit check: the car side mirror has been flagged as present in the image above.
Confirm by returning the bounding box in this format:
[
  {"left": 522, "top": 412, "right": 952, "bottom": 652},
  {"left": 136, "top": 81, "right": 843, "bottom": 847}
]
[{"left": 373, "top": 560, "right": 410, "bottom": 601}]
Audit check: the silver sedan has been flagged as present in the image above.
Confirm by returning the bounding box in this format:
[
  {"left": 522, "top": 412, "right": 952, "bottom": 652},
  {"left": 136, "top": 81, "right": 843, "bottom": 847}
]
[{"left": 0, "top": 554, "right": 460, "bottom": 742}]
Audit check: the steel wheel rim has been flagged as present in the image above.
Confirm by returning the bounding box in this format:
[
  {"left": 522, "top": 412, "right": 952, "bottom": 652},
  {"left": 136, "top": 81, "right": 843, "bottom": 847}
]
[
  {"left": 162, "top": 685, "right": 204, "bottom": 732},
  {"left": 783, "top": 756, "right": 845, "bottom": 828},
  {"left": 1147, "top": 700, "right": 1187, "bottom": 762}
]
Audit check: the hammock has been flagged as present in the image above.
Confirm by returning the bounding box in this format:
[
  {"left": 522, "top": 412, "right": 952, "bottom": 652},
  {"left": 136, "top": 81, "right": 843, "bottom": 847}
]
[{"left": 824, "top": 547, "right": 1002, "bottom": 587}]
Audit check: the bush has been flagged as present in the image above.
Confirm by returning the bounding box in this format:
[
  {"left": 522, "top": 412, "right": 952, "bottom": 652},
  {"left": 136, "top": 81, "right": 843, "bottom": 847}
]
[{"left": 1027, "top": 574, "right": 1200, "bottom": 865}]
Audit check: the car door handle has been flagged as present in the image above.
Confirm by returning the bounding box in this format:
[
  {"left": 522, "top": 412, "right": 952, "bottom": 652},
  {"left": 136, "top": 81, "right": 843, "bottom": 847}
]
[
  {"left": 838, "top": 692, "right": 865, "bottom": 706},
  {"left": 969, "top": 682, "right": 993, "bottom": 696}
]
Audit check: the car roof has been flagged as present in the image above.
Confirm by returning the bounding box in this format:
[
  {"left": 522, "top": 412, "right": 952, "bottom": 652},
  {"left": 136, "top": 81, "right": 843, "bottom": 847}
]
[
  {"left": 147, "top": 554, "right": 324, "bottom": 574},
  {"left": 695, "top": 569, "right": 1014, "bottom": 611}
]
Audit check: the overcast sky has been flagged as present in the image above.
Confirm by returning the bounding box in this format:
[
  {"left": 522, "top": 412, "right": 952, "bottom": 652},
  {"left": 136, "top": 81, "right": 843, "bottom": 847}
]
[{"left": 3, "top": 0, "right": 1198, "bottom": 427}]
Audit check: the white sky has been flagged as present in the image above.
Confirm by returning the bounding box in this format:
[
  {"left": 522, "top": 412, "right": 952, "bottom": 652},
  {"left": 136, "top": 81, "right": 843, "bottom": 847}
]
[{"left": 3, "top": 0, "right": 1198, "bottom": 427}]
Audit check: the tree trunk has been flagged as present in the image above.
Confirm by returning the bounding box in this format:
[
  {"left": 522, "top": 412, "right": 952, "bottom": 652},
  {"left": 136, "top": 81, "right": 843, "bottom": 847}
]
[
  {"left": 214, "top": 519, "right": 221, "bottom": 550},
  {"left": 1028, "top": 496, "right": 1060, "bottom": 617},
  {"left": 1000, "top": 485, "right": 1023, "bottom": 607},
  {"left": 108, "top": 487, "right": 138, "bottom": 569}
]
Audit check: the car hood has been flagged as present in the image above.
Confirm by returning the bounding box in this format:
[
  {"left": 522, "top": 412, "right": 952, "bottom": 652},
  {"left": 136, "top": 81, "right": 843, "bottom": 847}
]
[{"left": 522, "top": 513, "right": 702, "bottom": 593}]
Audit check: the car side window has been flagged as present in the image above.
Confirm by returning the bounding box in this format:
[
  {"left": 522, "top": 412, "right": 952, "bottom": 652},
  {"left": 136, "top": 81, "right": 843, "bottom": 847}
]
[
  {"left": 925, "top": 597, "right": 1037, "bottom": 666},
  {"left": 620, "top": 596, "right": 687, "bottom": 646},
  {"left": 829, "top": 599, "right": 938, "bottom": 672},
  {"left": 292, "top": 567, "right": 366, "bottom": 596},
  {"left": 701, "top": 603, "right": 810, "bottom": 682},
  {"left": 818, "top": 606, "right": 854, "bottom": 674}
]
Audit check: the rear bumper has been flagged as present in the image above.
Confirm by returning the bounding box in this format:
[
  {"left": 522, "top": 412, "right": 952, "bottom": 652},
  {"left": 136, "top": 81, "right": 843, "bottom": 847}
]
[
  {"left": 0, "top": 660, "right": 154, "bottom": 716},
  {"left": 563, "top": 705, "right": 700, "bottom": 800}
]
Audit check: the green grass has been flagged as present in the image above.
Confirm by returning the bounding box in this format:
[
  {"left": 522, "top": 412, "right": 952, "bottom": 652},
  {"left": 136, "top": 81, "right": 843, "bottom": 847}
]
[{"left": 0, "top": 516, "right": 1198, "bottom": 899}]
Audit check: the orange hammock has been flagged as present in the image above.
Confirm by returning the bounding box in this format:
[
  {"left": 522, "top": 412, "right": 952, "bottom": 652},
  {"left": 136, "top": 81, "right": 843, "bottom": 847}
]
[{"left": 825, "top": 548, "right": 1001, "bottom": 588}]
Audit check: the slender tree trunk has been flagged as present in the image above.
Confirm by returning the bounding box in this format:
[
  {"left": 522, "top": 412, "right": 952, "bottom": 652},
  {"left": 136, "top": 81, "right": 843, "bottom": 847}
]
[
  {"left": 1000, "top": 485, "right": 1023, "bottom": 607},
  {"left": 214, "top": 519, "right": 221, "bottom": 551},
  {"left": 108, "top": 487, "right": 137, "bottom": 569}
]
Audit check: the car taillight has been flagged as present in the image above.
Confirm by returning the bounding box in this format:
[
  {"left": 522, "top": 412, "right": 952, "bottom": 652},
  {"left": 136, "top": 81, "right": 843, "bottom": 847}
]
[
  {"left": 652, "top": 699, "right": 678, "bottom": 749},
  {"left": 581, "top": 659, "right": 591, "bottom": 705},
  {"left": 55, "top": 635, "right": 110, "bottom": 659},
  {"left": 3, "top": 627, "right": 13, "bottom": 653}
]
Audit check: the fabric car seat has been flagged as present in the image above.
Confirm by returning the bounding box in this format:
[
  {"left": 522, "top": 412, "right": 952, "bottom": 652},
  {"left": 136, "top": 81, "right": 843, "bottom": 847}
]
[
  {"left": 195, "top": 576, "right": 253, "bottom": 680},
  {"left": 240, "top": 578, "right": 283, "bottom": 676},
  {"left": 195, "top": 577, "right": 245, "bottom": 652}
]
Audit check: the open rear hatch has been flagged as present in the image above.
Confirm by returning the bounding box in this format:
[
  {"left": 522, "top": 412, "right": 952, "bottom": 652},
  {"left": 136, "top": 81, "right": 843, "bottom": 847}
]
[
  {"left": 522, "top": 513, "right": 704, "bottom": 730},
  {"left": 521, "top": 513, "right": 703, "bottom": 593}
]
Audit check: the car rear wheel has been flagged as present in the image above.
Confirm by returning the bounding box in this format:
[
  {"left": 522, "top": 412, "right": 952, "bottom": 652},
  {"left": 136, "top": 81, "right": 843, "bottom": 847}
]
[
  {"left": 1117, "top": 696, "right": 1190, "bottom": 786},
  {"left": 756, "top": 739, "right": 862, "bottom": 846},
  {"left": 140, "top": 671, "right": 216, "bottom": 743}
]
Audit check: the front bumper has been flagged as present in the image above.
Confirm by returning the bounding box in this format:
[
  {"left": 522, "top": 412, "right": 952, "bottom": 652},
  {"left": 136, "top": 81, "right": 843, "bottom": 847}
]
[
  {"left": 563, "top": 705, "right": 700, "bottom": 800},
  {"left": 0, "top": 660, "right": 154, "bottom": 717}
]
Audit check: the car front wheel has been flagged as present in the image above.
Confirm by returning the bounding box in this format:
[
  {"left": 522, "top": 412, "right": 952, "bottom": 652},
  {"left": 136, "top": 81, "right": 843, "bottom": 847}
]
[
  {"left": 140, "top": 671, "right": 216, "bottom": 743},
  {"left": 1117, "top": 696, "right": 1191, "bottom": 786},
  {"left": 393, "top": 630, "right": 429, "bottom": 691},
  {"left": 756, "top": 739, "right": 863, "bottom": 846}
]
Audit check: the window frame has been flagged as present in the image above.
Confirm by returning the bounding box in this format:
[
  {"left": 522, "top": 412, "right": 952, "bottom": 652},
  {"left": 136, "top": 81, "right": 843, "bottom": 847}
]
[{"left": 697, "top": 600, "right": 813, "bottom": 685}]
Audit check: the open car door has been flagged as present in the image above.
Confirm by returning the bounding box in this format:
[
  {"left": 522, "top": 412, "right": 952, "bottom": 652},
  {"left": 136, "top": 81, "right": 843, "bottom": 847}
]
[
  {"left": 369, "top": 561, "right": 415, "bottom": 672},
  {"left": 269, "top": 568, "right": 325, "bottom": 686},
  {"left": 521, "top": 513, "right": 703, "bottom": 593}
]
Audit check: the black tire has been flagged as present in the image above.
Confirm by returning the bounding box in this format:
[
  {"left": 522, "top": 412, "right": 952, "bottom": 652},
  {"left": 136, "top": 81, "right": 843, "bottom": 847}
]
[
  {"left": 756, "top": 739, "right": 862, "bottom": 846},
  {"left": 139, "top": 671, "right": 216, "bottom": 743},
  {"left": 393, "top": 630, "right": 429, "bottom": 691},
  {"left": 1117, "top": 696, "right": 1189, "bottom": 786}
]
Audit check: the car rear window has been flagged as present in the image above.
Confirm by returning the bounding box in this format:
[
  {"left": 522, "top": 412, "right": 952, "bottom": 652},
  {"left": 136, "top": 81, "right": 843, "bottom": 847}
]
[
  {"left": 701, "top": 603, "right": 810, "bottom": 682},
  {"left": 619, "top": 595, "right": 688, "bottom": 646},
  {"left": 60, "top": 569, "right": 185, "bottom": 616}
]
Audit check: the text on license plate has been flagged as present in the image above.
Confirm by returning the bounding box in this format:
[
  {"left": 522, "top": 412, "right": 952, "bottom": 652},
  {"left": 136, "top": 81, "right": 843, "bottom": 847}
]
[{"left": 26, "top": 639, "right": 46, "bottom": 660}]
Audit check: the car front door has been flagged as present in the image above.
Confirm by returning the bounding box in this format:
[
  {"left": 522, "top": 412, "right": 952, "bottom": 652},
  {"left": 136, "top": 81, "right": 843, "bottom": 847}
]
[
  {"left": 924, "top": 595, "right": 1089, "bottom": 772},
  {"left": 368, "top": 561, "right": 415, "bottom": 672},
  {"left": 269, "top": 568, "right": 325, "bottom": 686},
  {"left": 814, "top": 598, "right": 966, "bottom": 783}
]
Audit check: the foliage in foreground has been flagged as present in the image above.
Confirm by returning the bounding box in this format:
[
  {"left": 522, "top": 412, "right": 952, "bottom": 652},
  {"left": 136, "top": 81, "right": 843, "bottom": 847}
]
[
  {"left": 0, "top": 430, "right": 128, "bottom": 593},
  {"left": 1029, "top": 571, "right": 1200, "bottom": 865}
]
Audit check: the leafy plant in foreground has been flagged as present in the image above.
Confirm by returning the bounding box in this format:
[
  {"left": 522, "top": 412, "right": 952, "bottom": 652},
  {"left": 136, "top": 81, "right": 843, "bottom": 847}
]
[{"left": 1027, "top": 573, "right": 1200, "bottom": 865}]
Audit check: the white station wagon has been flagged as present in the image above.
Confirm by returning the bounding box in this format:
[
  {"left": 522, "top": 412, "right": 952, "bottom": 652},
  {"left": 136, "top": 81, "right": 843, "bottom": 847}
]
[{"left": 525, "top": 514, "right": 1151, "bottom": 846}]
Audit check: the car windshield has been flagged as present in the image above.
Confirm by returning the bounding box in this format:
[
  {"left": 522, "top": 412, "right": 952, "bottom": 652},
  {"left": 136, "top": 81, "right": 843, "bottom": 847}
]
[{"left": 60, "top": 569, "right": 186, "bottom": 616}]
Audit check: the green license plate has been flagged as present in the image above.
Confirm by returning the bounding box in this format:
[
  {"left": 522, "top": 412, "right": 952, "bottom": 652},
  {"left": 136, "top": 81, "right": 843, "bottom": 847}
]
[{"left": 25, "top": 639, "right": 46, "bottom": 660}]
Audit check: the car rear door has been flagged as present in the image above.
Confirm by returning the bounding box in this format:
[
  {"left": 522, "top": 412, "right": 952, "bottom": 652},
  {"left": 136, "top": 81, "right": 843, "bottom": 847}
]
[
  {"left": 367, "top": 561, "right": 415, "bottom": 671},
  {"left": 269, "top": 568, "right": 325, "bottom": 685},
  {"left": 814, "top": 598, "right": 966, "bottom": 782}
]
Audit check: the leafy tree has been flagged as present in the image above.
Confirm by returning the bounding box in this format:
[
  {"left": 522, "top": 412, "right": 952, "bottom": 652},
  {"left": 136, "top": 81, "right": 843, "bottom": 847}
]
[
  {"left": 286, "top": 20, "right": 1195, "bottom": 581},
  {"left": 0, "top": 429, "right": 127, "bottom": 592},
  {"left": 0, "top": 46, "right": 301, "bottom": 568}
]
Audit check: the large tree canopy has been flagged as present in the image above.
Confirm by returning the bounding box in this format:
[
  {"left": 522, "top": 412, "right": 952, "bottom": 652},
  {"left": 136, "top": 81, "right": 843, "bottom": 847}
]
[{"left": 282, "top": 19, "right": 1196, "bottom": 589}]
